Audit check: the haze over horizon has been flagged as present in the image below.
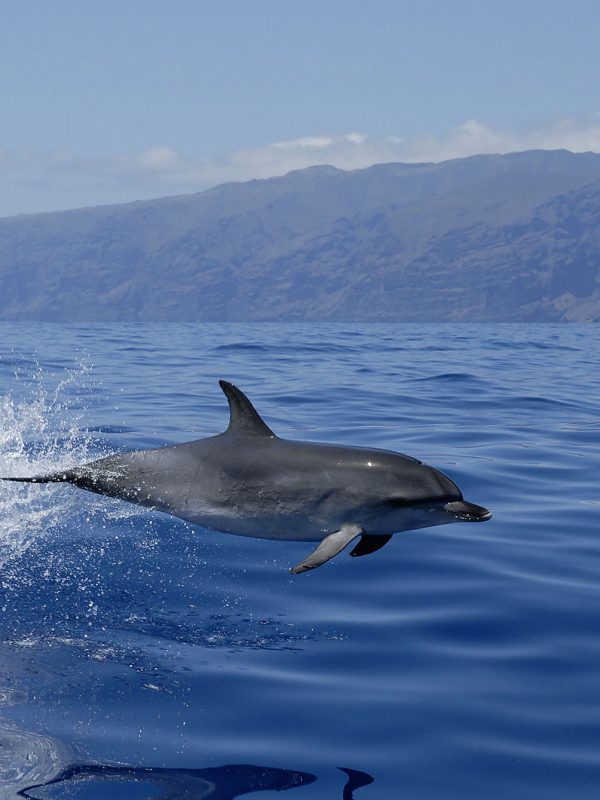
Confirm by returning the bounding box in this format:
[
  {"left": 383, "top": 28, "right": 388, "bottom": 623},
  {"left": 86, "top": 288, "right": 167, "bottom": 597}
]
[{"left": 2, "top": 0, "right": 600, "bottom": 217}]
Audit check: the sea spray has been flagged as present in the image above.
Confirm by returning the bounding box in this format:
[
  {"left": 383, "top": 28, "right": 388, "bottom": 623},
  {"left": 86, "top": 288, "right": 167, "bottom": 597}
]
[
  {"left": 0, "top": 365, "right": 105, "bottom": 568},
  {"left": 0, "top": 722, "right": 68, "bottom": 798}
]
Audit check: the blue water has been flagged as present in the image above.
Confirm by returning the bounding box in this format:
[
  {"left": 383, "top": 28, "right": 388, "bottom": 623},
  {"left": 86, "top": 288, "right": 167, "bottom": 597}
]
[{"left": 0, "top": 323, "right": 598, "bottom": 799}]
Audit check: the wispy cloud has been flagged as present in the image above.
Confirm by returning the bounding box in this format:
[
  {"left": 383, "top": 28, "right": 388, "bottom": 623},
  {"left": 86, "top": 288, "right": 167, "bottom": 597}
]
[
  {"left": 3, "top": 115, "right": 600, "bottom": 215},
  {"left": 99, "top": 114, "right": 600, "bottom": 188}
]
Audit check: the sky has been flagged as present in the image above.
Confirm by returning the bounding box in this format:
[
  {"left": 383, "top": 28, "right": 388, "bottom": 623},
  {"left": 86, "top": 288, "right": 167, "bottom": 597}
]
[{"left": 1, "top": 0, "right": 600, "bottom": 216}]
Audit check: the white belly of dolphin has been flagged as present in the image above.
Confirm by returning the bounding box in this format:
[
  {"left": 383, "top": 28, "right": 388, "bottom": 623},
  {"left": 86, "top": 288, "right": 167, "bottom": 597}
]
[
  {"left": 161, "top": 498, "right": 444, "bottom": 543},
  {"left": 180, "top": 511, "right": 327, "bottom": 542}
]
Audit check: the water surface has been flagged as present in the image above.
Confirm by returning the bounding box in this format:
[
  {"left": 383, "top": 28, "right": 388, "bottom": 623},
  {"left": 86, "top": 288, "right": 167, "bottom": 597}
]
[{"left": 0, "top": 323, "right": 599, "bottom": 798}]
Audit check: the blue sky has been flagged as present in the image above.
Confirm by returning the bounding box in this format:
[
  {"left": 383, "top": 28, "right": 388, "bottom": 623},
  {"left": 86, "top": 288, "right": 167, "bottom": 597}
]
[{"left": 1, "top": 0, "right": 600, "bottom": 215}]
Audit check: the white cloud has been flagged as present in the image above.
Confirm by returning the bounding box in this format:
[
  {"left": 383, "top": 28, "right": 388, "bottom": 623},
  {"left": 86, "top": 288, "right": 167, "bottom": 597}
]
[
  {"left": 271, "top": 136, "right": 335, "bottom": 150},
  {"left": 0, "top": 147, "right": 36, "bottom": 172},
  {"left": 2, "top": 115, "right": 600, "bottom": 215},
  {"left": 131, "top": 146, "right": 179, "bottom": 170},
  {"left": 68, "top": 113, "right": 600, "bottom": 188}
]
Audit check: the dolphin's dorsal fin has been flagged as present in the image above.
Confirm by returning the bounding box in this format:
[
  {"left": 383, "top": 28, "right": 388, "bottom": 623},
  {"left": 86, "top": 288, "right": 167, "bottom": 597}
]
[{"left": 219, "top": 380, "right": 276, "bottom": 438}]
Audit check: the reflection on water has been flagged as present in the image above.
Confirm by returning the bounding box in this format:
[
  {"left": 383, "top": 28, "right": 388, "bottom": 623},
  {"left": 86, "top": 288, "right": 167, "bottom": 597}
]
[
  {"left": 339, "top": 769, "right": 375, "bottom": 800},
  {"left": 18, "top": 763, "right": 315, "bottom": 799},
  {"left": 18, "top": 762, "right": 374, "bottom": 799}
]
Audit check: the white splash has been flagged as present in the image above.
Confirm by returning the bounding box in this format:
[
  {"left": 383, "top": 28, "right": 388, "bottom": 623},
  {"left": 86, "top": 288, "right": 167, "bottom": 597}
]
[
  {"left": 0, "top": 722, "right": 68, "bottom": 798},
  {"left": 0, "top": 368, "right": 100, "bottom": 568}
]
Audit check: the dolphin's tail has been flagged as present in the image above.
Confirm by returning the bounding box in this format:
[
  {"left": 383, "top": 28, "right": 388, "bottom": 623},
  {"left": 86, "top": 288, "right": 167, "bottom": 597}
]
[{"left": 2, "top": 471, "right": 74, "bottom": 484}]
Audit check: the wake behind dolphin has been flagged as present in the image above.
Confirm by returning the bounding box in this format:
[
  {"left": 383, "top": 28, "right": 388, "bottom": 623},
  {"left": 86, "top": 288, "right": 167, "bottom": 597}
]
[{"left": 3, "top": 381, "right": 491, "bottom": 574}]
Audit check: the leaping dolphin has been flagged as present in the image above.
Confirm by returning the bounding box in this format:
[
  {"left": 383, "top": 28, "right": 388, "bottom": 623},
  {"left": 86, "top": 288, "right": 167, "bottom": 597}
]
[{"left": 3, "top": 381, "right": 491, "bottom": 574}]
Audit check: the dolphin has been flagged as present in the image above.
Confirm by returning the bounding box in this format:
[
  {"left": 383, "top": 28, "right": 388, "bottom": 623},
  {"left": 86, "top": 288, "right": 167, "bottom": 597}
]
[{"left": 3, "top": 381, "right": 491, "bottom": 574}]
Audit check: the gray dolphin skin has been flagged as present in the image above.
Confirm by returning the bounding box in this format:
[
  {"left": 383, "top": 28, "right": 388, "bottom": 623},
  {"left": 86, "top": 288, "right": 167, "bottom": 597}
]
[{"left": 3, "top": 381, "right": 491, "bottom": 574}]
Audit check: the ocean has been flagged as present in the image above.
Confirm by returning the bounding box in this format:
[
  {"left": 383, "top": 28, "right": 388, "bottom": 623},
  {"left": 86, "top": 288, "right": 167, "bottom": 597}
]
[{"left": 0, "top": 323, "right": 598, "bottom": 799}]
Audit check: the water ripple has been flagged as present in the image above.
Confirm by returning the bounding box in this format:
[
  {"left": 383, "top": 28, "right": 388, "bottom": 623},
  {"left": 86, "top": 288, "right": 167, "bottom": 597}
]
[{"left": 1, "top": 323, "right": 599, "bottom": 799}]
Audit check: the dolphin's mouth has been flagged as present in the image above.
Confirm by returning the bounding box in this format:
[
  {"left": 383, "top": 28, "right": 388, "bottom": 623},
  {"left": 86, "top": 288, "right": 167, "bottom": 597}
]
[{"left": 444, "top": 500, "right": 492, "bottom": 522}]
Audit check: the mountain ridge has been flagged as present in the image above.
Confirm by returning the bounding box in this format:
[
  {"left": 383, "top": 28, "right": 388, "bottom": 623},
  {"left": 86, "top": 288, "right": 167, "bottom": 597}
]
[{"left": 1, "top": 149, "right": 599, "bottom": 321}]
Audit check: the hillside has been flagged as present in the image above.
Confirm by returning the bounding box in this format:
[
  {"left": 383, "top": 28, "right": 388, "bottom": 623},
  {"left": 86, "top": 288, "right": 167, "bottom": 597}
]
[{"left": 1, "top": 149, "right": 599, "bottom": 321}]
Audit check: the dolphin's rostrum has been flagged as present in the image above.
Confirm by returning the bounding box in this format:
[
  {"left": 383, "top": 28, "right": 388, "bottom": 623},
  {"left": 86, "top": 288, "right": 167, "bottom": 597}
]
[{"left": 3, "top": 381, "right": 491, "bottom": 574}]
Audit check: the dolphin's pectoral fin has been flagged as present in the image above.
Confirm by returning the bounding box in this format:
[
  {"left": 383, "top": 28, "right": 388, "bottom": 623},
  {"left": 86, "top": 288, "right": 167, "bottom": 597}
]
[
  {"left": 349, "top": 533, "right": 393, "bottom": 558},
  {"left": 289, "top": 525, "right": 363, "bottom": 574}
]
